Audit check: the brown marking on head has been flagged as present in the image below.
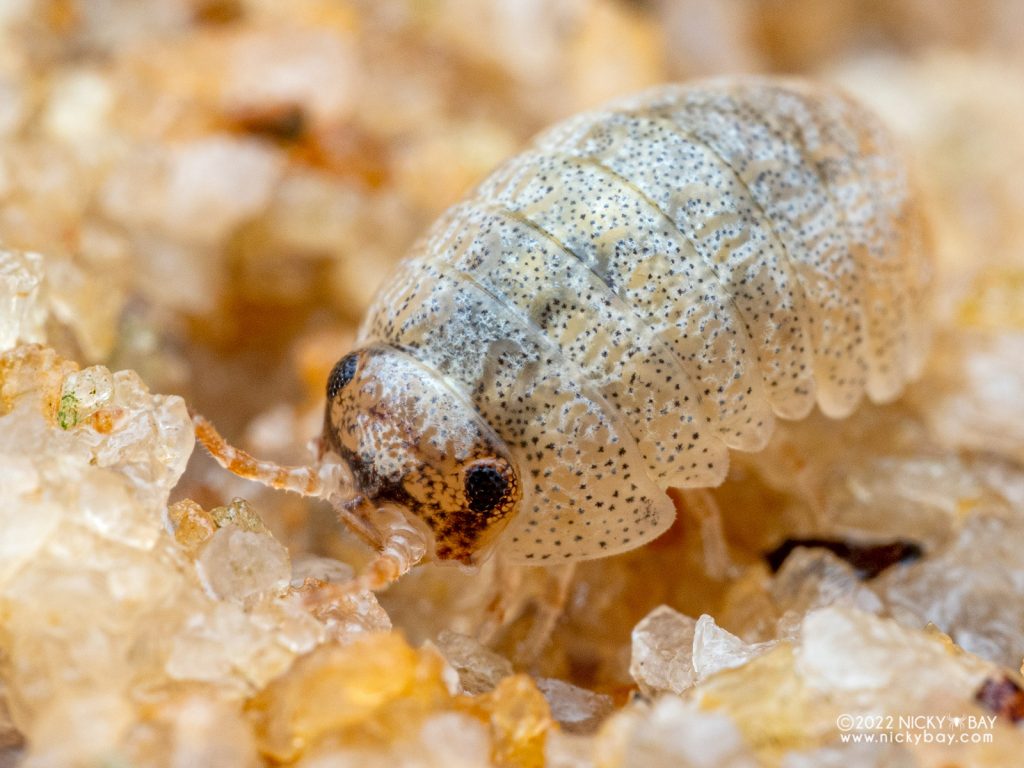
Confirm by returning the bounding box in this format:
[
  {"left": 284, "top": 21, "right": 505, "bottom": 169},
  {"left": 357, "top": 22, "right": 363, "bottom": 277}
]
[{"left": 322, "top": 344, "right": 520, "bottom": 563}]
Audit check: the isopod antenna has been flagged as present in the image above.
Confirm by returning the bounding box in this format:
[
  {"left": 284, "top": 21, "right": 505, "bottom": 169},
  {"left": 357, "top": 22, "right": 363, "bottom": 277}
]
[{"left": 191, "top": 410, "right": 334, "bottom": 498}]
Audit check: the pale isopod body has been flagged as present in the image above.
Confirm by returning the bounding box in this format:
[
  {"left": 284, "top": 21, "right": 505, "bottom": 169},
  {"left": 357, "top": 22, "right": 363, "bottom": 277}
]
[{"left": 197, "top": 76, "right": 930, "bottom": 583}]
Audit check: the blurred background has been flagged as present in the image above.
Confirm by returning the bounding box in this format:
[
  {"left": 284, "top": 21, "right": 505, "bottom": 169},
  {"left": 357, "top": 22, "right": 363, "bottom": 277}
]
[{"left": 2, "top": 0, "right": 1024, "bottom": 677}]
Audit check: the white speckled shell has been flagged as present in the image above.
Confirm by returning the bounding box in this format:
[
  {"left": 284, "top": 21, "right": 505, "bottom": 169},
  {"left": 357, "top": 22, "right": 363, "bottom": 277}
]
[{"left": 358, "top": 77, "right": 930, "bottom": 564}]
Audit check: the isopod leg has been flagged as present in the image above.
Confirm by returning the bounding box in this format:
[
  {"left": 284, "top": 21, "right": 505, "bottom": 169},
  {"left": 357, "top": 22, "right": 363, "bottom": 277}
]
[
  {"left": 476, "top": 557, "right": 524, "bottom": 646},
  {"left": 303, "top": 521, "right": 428, "bottom": 608},
  {"left": 476, "top": 560, "right": 577, "bottom": 662},
  {"left": 353, "top": 520, "right": 428, "bottom": 592},
  {"left": 190, "top": 410, "right": 328, "bottom": 497},
  {"left": 515, "top": 562, "right": 576, "bottom": 663},
  {"left": 679, "top": 488, "right": 738, "bottom": 581}
]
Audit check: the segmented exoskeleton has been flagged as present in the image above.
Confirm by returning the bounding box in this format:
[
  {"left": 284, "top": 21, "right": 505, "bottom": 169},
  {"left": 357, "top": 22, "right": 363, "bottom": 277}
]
[{"left": 196, "top": 76, "right": 929, "bottom": 591}]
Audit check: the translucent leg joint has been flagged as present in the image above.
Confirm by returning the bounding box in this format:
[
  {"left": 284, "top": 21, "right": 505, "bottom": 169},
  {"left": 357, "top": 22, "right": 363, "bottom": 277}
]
[{"left": 302, "top": 521, "right": 427, "bottom": 610}]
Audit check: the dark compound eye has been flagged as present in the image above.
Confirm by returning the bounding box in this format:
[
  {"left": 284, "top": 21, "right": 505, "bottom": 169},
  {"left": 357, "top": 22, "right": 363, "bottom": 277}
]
[
  {"left": 327, "top": 353, "right": 358, "bottom": 399},
  {"left": 464, "top": 462, "right": 511, "bottom": 515}
]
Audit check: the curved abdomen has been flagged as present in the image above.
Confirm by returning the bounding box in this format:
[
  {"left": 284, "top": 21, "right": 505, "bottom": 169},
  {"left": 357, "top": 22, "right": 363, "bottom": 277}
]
[{"left": 358, "top": 77, "right": 930, "bottom": 563}]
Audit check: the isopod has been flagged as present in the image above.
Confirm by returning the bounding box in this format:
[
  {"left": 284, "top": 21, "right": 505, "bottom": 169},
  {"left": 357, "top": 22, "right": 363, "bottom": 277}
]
[{"left": 194, "top": 76, "right": 930, "bottom": 592}]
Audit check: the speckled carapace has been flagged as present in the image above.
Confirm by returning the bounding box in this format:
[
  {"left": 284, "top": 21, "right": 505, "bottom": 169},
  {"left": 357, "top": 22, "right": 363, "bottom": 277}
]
[{"left": 196, "top": 76, "right": 930, "bottom": 590}]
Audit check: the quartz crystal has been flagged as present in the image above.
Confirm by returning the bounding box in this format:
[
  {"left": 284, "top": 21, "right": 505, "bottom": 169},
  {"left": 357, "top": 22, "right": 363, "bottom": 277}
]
[
  {"left": 223, "top": 28, "right": 357, "bottom": 125},
  {"left": 691, "top": 615, "right": 775, "bottom": 682},
  {"left": 630, "top": 605, "right": 698, "bottom": 696},
  {"left": 436, "top": 630, "right": 514, "bottom": 695},
  {"left": 918, "top": 332, "right": 1024, "bottom": 465},
  {"left": 533, "top": 678, "right": 612, "bottom": 735},
  {"left": 770, "top": 548, "right": 884, "bottom": 637},
  {"left": 0, "top": 250, "right": 46, "bottom": 349},
  {"left": 681, "top": 607, "right": 1024, "bottom": 765},
  {"left": 197, "top": 524, "right": 292, "bottom": 601},
  {"left": 876, "top": 514, "right": 1024, "bottom": 668},
  {"left": 465, "top": 675, "right": 553, "bottom": 768},
  {"left": 0, "top": 344, "right": 388, "bottom": 763},
  {"left": 293, "top": 712, "right": 492, "bottom": 768},
  {"left": 630, "top": 607, "right": 773, "bottom": 697},
  {"left": 794, "top": 607, "right": 994, "bottom": 704},
  {"left": 594, "top": 696, "right": 758, "bottom": 768},
  {"left": 100, "top": 137, "right": 284, "bottom": 247},
  {"left": 780, "top": 742, "right": 918, "bottom": 768},
  {"left": 247, "top": 634, "right": 457, "bottom": 762}
]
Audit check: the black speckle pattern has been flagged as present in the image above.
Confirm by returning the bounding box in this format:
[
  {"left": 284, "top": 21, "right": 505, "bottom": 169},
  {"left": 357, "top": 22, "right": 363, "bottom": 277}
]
[
  {"left": 355, "top": 77, "right": 929, "bottom": 564},
  {"left": 327, "top": 353, "right": 358, "bottom": 399}
]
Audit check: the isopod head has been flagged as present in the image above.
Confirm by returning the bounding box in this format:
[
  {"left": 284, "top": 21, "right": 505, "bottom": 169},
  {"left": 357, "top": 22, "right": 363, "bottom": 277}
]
[{"left": 322, "top": 344, "right": 521, "bottom": 563}]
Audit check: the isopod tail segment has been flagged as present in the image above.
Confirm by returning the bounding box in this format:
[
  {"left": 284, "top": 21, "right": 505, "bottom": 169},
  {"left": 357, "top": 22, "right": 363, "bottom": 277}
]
[{"left": 189, "top": 410, "right": 428, "bottom": 593}]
